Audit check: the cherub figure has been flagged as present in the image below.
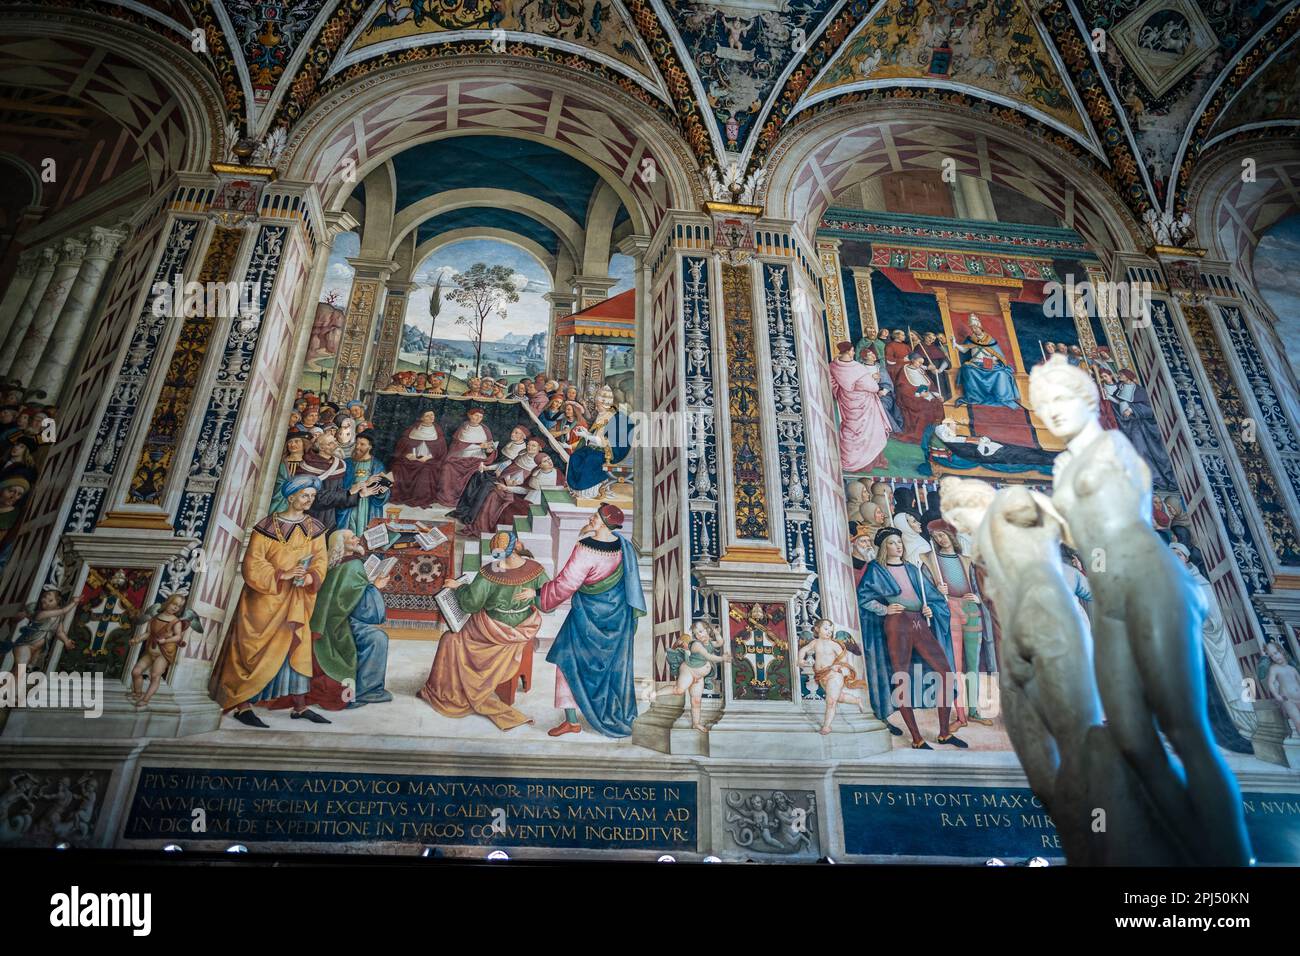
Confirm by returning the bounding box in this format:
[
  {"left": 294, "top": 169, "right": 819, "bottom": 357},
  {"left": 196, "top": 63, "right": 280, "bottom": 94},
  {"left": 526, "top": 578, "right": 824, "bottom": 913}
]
[
  {"left": 644, "top": 620, "right": 730, "bottom": 731},
  {"left": 128, "top": 592, "right": 203, "bottom": 707},
  {"left": 797, "top": 618, "right": 869, "bottom": 734},
  {"left": 0, "top": 772, "right": 37, "bottom": 841},
  {"left": 1, "top": 587, "right": 77, "bottom": 679},
  {"left": 1263, "top": 641, "right": 1300, "bottom": 738}
]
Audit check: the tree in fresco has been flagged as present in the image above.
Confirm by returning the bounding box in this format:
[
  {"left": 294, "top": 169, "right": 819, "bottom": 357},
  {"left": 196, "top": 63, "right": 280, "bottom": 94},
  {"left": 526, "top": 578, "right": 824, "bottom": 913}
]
[{"left": 449, "top": 263, "right": 520, "bottom": 377}]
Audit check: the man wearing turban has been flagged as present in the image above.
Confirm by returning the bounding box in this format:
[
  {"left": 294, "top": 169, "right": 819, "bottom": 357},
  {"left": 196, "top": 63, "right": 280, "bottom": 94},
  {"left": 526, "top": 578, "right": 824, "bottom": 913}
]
[{"left": 209, "top": 474, "right": 332, "bottom": 727}]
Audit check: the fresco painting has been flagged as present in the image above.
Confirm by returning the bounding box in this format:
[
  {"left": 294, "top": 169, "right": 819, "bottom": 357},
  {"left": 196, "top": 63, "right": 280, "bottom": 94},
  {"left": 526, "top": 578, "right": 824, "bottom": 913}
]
[
  {"left": 822, "top": 197, "right": 1200, "bottom": 758},
  {"left": 810, "top": 0, "right": 1086, "bottom": 133},
  {"left": 0, "top": 0, "right": 1298, "bottom": 870}
]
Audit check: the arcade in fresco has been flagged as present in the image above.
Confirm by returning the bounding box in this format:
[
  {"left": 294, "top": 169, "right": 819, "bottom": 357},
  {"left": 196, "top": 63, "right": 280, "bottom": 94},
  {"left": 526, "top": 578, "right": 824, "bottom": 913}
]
[{"left": 0, "top": 0, "right": 1298, "bottom": 864}]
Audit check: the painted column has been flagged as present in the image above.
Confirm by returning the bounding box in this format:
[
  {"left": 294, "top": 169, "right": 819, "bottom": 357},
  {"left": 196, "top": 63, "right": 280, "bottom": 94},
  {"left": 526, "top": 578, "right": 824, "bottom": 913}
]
[
  {"left": 617, "top": 233, "right": 653, "bottom": 553},
  {"left": 570, "top": 274, "right": 617, "bottom": 401},
  {"left": 0, "top": 249, "right": 41, "bottom": 347},
  {"left": 329, "top": 257, "right": 394, "bottom": 402},
  {"left": 1085, "top": 263, "right": 1134, "bottom": 369},
  {"left": 545, "top": 290, "right": 575, "bottom": 379},
  {"left": 0, "top": 246, "right": 55, "bottom": 380},
  {"left": 816, "top": 238, "right": 848, "bottom": 346},
  {"left": 32, "top": 226, "right": 129, "bottom": 404},
  {"left": 8, "top": 237, "right": 86, "bottom": 388},
  {"left": 849, "top": 266, "right": 877, "bottom": 339},
  {"left": 371, "top": 279, "right": 412, "bottom": 389}
]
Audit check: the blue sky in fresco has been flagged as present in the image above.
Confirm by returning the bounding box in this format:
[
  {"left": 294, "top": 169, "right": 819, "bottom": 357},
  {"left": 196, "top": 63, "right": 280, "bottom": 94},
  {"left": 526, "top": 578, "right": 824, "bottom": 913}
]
[{"left": 1255, "top": 215, "right": 1300, "bottom": 376}]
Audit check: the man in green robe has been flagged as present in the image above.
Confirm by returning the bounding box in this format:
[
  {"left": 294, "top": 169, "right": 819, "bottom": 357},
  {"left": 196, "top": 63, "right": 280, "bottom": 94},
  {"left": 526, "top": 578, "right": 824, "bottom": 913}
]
[
  {"left": 303, "top": 530, "right": 394, "bottom": 709},
  {"left": 418, "top": 531, "right": 550, "bottom": 730}
]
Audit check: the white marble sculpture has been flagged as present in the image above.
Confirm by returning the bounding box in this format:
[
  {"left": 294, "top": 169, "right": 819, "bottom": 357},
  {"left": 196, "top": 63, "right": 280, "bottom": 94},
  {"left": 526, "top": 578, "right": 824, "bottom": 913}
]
[{"left": 940, "top": 355, "right": 1253, "bottom": 865}]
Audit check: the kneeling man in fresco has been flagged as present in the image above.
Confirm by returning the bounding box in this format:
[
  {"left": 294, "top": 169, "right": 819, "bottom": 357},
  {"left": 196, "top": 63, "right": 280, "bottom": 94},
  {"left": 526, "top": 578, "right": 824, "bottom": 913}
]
[
  {"left": 856, "top": 527, "right": 966, "bottom": 750},
  {"left": 299, "top": 529, "right": 395, "bottom": 710},
  {"left": 209, "top": 475, "right": 332, "bottom": 728},
  {"left": 516, "top": 504, "right": 645, "bottom": 738},
  {"left": 419, "top": 531, "right": 549, "bottom": 731}
]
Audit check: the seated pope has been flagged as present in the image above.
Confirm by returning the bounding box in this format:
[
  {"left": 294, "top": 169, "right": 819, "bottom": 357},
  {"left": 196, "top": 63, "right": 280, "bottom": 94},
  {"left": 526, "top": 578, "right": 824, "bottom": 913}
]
[{"left": 955, "top": 314, "right": 1021, "bottom": 409}]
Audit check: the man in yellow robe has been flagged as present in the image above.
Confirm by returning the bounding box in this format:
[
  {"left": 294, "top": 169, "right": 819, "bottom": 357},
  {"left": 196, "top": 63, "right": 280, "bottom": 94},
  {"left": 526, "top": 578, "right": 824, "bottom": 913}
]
[{"left": 209, "top": 475, "right": 332, "bottom": 727}]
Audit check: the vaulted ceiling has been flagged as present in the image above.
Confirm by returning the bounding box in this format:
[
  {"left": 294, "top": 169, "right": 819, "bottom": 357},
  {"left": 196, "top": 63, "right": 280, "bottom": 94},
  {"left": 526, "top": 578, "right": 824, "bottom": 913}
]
[{"left": 47, "top": 0, "right": 1300, "bottom": 226}]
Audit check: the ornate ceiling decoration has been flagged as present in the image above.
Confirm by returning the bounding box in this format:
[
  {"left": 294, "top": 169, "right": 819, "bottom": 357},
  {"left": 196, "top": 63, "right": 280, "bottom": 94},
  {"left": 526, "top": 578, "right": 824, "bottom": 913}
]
[
  {"left": 652, "top": 0, "right": 844, "bottom": 160},
  {"left": 5, "top": 0, "right": 1295, "bottom": 239},
  {"left": 336, "top": 0, "right": 665, "bottom": 95},
  {"left": 1208, "top": 33, "right": 1300, "bottom": 138},
  {"left": 803, "top": 0, "right": 1093, "bottom": 142},
  {"left": 1077, "top": 0, "right": 1296, "bottom": 212}
]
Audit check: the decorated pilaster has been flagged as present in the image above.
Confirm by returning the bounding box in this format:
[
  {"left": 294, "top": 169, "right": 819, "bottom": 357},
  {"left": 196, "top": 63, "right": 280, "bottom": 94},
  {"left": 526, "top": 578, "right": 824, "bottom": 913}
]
[
  {"left": 371, "top": 277, "right": 412, "bottom": 390},
  {"left": 635, "top": 199, "right": 887, "bottom": 760},
  {"left": 155, "top": 177, "right": 321, "bottom": 727},
  {"left": 8, "top": 237, "right": 86, "bottom": 388},
  {"left": 330, "top": 257, "right": 395, "bottom": 403},
  {"left": 32, "top": 226, "right": 129, "bottom": 404},
  {"left": 849, "top": 266, "right": 878, "bottom": 339},
  {"left": 816, "top": 238, "right": 849, "bottom": 346},
  {"left": 618, "top": 233, "right": 653, "bottom": 553},
  {"left": 545, "top": 290, "right": 576, "bottom": 379},
  {"left": 570, "top": 274, "right": 618, "bottom": 400},
  {"left": 1119, "top": 245, "right": 1297, "bottom": 764},
  {"left": 5, "top": 165, "right": 323, "bottom": 738}
]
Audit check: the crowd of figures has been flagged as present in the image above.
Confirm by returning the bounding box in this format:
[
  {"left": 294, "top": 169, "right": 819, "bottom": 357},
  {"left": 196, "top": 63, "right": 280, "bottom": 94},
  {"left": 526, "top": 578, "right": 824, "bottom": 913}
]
[
  {"left": 0, "top": 378, "right": 59, "bottom": 577},
  {"left": 198, "top": 369, "right": 644, "bottom": 740},
  {"left": 829, "top": 321, "right": 1175, "bottom": 491},
  {"left": 309, "top": 372, "right": 632, "bottom": 501},
  {"left": 840, "top": 468, "right": 1253, "bottom": 754}
]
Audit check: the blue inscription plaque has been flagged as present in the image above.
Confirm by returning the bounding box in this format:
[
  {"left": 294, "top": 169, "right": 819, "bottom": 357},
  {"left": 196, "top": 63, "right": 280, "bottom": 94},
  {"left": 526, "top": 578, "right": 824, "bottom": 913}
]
[
  {"left": 840, "top": 784, "right": 1300, "bottom": 863},
  {"left": 125, "top": 768, "right": 696, "bottom": 851}
]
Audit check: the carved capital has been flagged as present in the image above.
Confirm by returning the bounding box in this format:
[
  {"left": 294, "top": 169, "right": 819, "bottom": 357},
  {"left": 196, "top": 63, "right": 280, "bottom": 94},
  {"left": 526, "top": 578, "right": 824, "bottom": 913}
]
[
  {"left": 56, "top": 237, "right": 87, "bottom": 265},
  {"left": 85, "top": 226, "right": 128, "bottom": 261}
]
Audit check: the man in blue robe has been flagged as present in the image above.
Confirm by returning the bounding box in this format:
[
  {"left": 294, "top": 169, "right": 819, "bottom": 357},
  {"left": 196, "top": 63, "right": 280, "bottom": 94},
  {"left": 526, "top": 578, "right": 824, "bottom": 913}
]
[
  {"left": 336, "top": 430, "right": 390, "bottom": 536},
  {"left": 856, "top": 527, "right": 966, "bottom": 749},
  {"left": 526, "top": 503, "right": 646, "bottom": 737},
  {"left": 955, "top": 314, "right": 1021, "bottom": 408}
]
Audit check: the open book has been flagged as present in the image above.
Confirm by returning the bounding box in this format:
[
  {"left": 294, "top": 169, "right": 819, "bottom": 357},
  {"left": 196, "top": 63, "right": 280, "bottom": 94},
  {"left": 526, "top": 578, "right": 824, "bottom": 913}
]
[
  {"left": 415, "top": 526, "right": 448, "bottom": 551},
  {"left": 434, "top": 573, "right": 476, "bottom": 631},
  {"left": 362, "top": 523, "right": 391, "bottom": 551},
  {"left": 363, "top": 554, "right": 398, "bottom": 583}
]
